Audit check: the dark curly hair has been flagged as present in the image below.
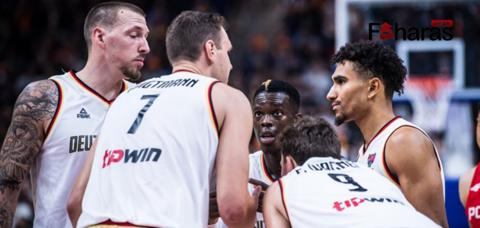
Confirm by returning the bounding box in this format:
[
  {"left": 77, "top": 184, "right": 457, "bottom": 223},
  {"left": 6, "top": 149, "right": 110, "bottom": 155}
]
[{"left": 331, "top": 40, "right": 407, "bottom": 98}]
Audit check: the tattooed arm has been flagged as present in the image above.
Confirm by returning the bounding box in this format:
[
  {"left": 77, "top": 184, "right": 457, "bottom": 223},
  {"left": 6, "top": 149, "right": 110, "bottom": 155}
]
[{"left": 0, "top": 80, "right": 58, "bottom": 227}]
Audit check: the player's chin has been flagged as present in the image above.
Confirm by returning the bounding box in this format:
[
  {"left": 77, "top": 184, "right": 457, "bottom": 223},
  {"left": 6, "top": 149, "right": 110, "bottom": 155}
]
[
  {"left": 334, "top": 114, "right": 346, "bottom": 126},
  {"left": 260, "top": 141, "right": 280, "bottom": 152},
  {"left": 123, "top": 67, "right": 142, "bottom": 81}
]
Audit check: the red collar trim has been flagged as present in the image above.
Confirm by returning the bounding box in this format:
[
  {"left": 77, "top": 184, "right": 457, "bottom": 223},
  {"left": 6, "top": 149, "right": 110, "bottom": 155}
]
[
  {"left": 69, "top": 71, "right": 125, "bottom": 105},
  {"left": 363, "top": 116, "right": 401, "bottom": 154}
]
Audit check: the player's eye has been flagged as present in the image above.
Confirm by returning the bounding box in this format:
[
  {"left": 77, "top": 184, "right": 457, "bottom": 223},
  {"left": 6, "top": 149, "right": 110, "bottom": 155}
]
[
  {"left": 273, "top": 111, "right": 284, "bottom": 117},
  {"left": 336, "top": 78, "right": 346, "bottom": 85},
  {"left": 254, "top": 111, "right": 263, "bottom": 118},
  {"left": 129, "top": 32, "right": 140, "bottom": 38}
]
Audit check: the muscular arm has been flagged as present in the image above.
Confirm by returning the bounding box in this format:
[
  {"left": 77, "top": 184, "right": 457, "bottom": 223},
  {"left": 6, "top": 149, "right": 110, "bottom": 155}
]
[
  {"left": 386, "top": 127, "right": 448, "bottom": 227},
  {"left": 212, "top": 83, "right": 258, "bottom": 228},
  {"left": 263, "top": 181, "right": 290, "bottom": 228},
  {"left": 0, "top": 80, "right": 58, "bottom": 227},
  {"left": 67, "top": 139, "right": 97, "bottom": 227}
]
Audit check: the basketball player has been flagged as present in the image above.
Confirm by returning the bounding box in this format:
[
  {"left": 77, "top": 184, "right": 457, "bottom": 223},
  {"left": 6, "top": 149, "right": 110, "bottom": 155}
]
[
  {"left": 459, "top": 111, "right": 480, "bottom": 226},
  {"left": 214, "top": 79, "right": 301, "bottom": 227},
  {"left": 75, "top": 11, "right": 259, "bottom": 227},
  {"left": 326, "top": 41, "right": 447, "bottom": 227},
  {"left": 263, "top": 115, "right": 440, "bottom": 227},
  {"left": 0, "top": 2, "right": 149, "bottom": 227}
]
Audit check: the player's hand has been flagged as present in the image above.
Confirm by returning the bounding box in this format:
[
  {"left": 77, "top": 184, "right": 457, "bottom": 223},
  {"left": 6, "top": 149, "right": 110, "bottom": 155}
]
[
  {"left": 251, "top": 185, "right": 262, "bottom": 212},
  {"left": 249, "top": 178, "right": 269, "bottom": 213},
  {"left": 208, "top": 191, "right": 219, "bottom": 225}
]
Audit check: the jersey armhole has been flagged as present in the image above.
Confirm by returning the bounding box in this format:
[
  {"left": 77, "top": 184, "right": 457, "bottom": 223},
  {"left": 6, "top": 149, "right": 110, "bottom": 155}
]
[
  {"left": 207, "top": 81, "right": 220, "bottom": 135},
  {"left": 383, "top": 125, "right": 442, "bottom": 186},
  {"left": 44, "top": 79, "right": 63, "bottom": 140},
  {"left": 278, "top": 179, "right": 291, "bottom": 222},
  {"left": 382, "top": 131, "right": 401, "bottom": 186}
]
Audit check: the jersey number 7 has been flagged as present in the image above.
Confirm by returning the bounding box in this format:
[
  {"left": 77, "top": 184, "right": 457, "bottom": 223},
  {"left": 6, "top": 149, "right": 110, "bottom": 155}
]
[{"left": 128, "top": 94, "right": 159, "bottom": 134}]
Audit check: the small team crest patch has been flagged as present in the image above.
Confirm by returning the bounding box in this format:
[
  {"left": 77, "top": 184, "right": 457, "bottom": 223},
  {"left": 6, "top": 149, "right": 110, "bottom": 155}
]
[
  {"left": 471, "top": 183, "right": 480, "bottom": 192},
  {"left": 367, "top": 154, "right": 376, "bottom": 167}
]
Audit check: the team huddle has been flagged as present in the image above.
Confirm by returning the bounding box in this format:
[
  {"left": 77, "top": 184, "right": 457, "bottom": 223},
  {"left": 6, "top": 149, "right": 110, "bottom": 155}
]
[{"left": 0, "top": 1, "right": 477, "bottom": 228}]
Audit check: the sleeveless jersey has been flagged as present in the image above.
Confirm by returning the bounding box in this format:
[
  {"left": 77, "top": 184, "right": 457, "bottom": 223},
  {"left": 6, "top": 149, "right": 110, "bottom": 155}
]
[
  {"left": 465, "top": 163, "right": 480, "bottom": 226},
  {"left": 31, "top": 71, "right": 130, "bottom": 228},
  {"left": 356, "top": 117, "right": 445, "bottom": 193},
  {"left": 215, "top": 151, "right": 274, "bottom": 228},
  {"left": 78, "top": 72, "right": 220, "bottom": 227},
  {"left": 280, "top": 157, "right": 440, "bottom": 228}
]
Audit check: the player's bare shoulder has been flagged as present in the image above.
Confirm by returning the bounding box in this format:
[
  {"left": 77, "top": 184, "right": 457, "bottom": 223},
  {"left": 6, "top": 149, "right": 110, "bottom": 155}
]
[
  {"left": 388, "top": 126, "right": 434, "bottom": 156},
  {"left": 210, "top": 83, "right": 250, "bottom": 118},
  {"left": 212, "top": 83, "right": 248, "bottom": 102},
  {"left": 0, "top": 79, "right": 59, "bottom": 172},
  {"left": 13, "top": 79, "right": 59, "bottom": 129},
  {"left": 385, "top": 125, "right": 439, "bottom": 175}
]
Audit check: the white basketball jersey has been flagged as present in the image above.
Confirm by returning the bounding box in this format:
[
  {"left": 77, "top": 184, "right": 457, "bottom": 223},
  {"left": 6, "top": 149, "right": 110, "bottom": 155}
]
[
  {"left": 280, "top": 157, "right": 440, "bottom": 228},
  {"left": 78, "top": 72, "right": 220, "bottom": 227},
  {"left": 216, "top": 150, "right": 274, "bottom": 228},
  {"left": 31, "top": 71, "right": 131, "bottom": 228},
  {"left": 248, "top": 150, "right": 274, "bottom": 228},
  {"left": 356, "top": 117, "right": 445, "bottom": 194}
]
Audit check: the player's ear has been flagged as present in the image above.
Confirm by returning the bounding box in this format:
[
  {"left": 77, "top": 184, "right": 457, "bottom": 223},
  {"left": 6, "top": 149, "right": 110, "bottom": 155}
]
[
  {"left": 282, "top": 155, "right": 297, "bottom": 175},
  {"left": 92, "top": 27, "right": 107, "bottom": 49},
  {"left": 367, "top": 77, "right": 382, "bottom": 99},
  {"left": 204, "top": 40, "right": 216, "bottom": 64}
]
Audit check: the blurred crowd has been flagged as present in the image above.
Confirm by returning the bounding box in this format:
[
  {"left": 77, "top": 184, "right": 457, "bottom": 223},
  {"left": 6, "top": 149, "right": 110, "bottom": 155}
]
[
  {"left": 2, "top": 0, "right": 480, "bottom": 226},
  {"left": 0, "top": 0, "right": 339, "bottom": 144}
]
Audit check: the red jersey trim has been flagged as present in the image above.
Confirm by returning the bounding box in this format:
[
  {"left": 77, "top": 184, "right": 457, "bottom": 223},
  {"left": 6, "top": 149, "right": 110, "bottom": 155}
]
[
  {"left": 381, "top": 133, "right": 401, "bottom": 186},
  {"left": 278, "top": 179, "right": 291, "bottom": 222},
  {"left": 261, "top": 154, "right": 275, "bottom": 182},
  {"left": 172, "top": 69, "right": 195, "bottom": 74},
  {"left": 98, "top": 219, "right": 152, "bottom": 227},
  {"left": 45, "top": 79, "right": 63, "bottom": 138},
  {"left": 363, "top": 116, "right": 400, "bottom": 154},
  {"left": 207, "top": 81, "right": 220, "bottom": 135},
  {"left": 69, "top": 70, "right": 125, "bottom": 105}
]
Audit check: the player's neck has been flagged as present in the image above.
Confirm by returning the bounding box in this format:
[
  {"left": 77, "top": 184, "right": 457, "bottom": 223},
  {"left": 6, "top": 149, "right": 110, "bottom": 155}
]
[
  {"left": 75, "top": 60, "right": 125, "bottom": 101},
  {"left": 172, "top": 61, "right": 208, "bottom": 77},
  {"left": 356, "top": 104, "right": 396, "bottom": 147},
  {"left": 262, "top": 151, "right": 281, "bottom": 180}
]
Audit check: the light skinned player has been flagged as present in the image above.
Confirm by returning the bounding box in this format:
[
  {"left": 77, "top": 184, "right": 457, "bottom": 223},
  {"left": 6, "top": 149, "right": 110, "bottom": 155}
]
[{"left": 69, "top": 10, "right": 259, "bottom": 227}]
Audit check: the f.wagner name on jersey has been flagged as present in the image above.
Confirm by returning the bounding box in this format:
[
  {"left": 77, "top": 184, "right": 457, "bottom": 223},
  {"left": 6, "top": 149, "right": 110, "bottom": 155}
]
[
  {"left": 293, "top": 159, "right": 405, "bottom": 212},
  {"left": 102, "top": 147, "right": 162, "bottom": 168}
]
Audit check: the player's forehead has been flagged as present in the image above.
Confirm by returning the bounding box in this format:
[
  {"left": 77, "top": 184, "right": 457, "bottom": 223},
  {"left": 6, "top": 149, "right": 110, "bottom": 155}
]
[
  {"left": 114, "top": 9, "right": 149, "bottom": 32},
  {"left": 332, "top": 61, "right": 360, "bottom": 80},
  {"left": 254, "top": 92, "right": 291, "bottom": 107},
  {"left": 219, "top": 27, "right": 232, "bottom": 50}
]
